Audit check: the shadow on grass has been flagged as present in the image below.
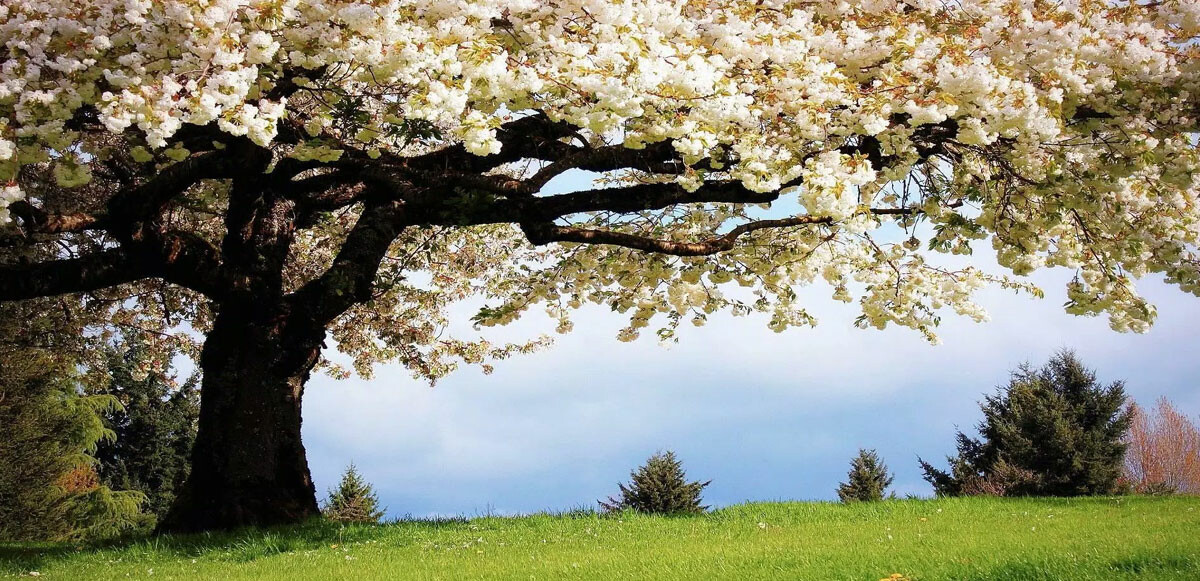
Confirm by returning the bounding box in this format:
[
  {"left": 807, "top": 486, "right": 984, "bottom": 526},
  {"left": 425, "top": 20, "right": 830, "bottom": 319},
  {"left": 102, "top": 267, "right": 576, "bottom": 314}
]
[
  {"left": 0, "top": 516, "right": 473, "bottom": 574},
  {"left": 0, "top": 509, "right": 634, "bottom": 574},
  {"left": 1107, "top": 553, "right": 1199, "bottom": 576}
]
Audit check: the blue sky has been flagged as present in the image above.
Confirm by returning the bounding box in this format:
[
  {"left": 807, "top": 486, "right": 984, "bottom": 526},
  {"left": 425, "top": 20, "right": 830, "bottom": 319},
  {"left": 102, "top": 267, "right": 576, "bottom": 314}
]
[{"left": 301, "top": 261, "right": 1200, "bottom": 518}]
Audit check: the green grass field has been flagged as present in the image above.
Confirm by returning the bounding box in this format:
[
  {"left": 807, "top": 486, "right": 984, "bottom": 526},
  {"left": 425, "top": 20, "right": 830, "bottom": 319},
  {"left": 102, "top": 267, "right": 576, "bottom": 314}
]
[{"left": 2, "top": 496, "right": 1198, "bottom": 580}]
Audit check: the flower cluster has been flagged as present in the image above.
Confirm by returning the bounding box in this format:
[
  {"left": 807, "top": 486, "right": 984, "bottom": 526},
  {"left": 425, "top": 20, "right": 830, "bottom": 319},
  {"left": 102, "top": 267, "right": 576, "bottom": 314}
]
[{"left": 2, "top": 0, "right": 1199, "bottom": 361}]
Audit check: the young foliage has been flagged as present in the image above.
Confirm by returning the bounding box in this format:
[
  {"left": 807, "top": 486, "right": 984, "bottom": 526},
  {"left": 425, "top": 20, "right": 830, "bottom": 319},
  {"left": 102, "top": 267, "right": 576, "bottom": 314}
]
[
  {"left": 600, "top": 451, "right": 710, "bottom": 515},
  {"left": 59, "top": 470, "right": 154, "bottom": 541},
  {"left": 921, "top": 351, "right": 1131, "bottom": 497},
  {"left": 323, "top": 464, "right": 385, "bottom": 524},
  {"left": 837, "top": 449, "right": 895, "bottom": 502}
]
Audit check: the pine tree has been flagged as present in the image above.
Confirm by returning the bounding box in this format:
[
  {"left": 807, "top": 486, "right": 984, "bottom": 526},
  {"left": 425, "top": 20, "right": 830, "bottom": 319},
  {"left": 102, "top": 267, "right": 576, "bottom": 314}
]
[
  {"left": 322, "top": 464, "right": 385, "bottom": 524},
  {"left": 0, "top": 333, "right": 148, "bottom": 541},
  {"left": 92, "top": 342, "right": 200, "bottom": 521},
  {"left": 837, "top": 449, "right": 895, "bottom": 502},
  {"left": 921, "top": 350, "right": 1131, "bottom": 497},
  {"left": 599, "top": 451, "right": 710, "bottom": 514}
]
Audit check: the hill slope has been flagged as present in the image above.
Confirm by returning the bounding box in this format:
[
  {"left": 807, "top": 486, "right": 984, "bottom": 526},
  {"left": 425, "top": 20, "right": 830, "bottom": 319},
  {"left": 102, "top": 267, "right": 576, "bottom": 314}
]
[{"left": 2, "top": 496, "right": 1198, "bottom": 580}]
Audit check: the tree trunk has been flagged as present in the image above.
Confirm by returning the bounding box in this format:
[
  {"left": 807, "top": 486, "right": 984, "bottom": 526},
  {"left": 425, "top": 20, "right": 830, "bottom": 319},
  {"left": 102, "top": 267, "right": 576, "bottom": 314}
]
[{"left": 158, "top": 301, "right": 325, "bottom": 533}]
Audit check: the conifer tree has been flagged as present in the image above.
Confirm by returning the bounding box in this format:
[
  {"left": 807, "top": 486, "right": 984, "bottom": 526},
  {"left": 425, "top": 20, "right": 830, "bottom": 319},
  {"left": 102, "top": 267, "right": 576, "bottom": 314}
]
[
  {"left": 92, "top": 342, "right": 200, "bottom": 521},
  {"left": 322, "top": 464, "right": 385, "bottom": 524},
  {"left": 0, "top": 319, "right": 148, "bottom": 541},
  {"left": 921, "top": 350, "right": 1131, "bottom": 497},
  {"left": 837, "top": 449, "right": 895, "bottom": 502},
  {"left": 600, "top": 451, "right": 710, "bottom": 514}
]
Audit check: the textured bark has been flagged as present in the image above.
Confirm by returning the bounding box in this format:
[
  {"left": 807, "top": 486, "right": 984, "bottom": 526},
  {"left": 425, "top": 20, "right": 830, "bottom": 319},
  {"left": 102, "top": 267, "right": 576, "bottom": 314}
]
[
  {"left": 158, "top": 302, "right": 325, "bottom": 532},
  {"left": 158, "top": 182, "right": 325, "bottom": 533}
]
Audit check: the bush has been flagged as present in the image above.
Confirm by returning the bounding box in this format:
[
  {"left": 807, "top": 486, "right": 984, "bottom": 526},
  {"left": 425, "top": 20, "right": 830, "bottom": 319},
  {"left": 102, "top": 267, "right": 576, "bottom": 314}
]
[
  {"left": 600, "top": 451, "right": 710, "bottom": 514},
  {"left": 322, "top": 464, "right": 385, "bottom": 524},
  {"left": 837, "top": 449, "right": 894, "bottom": 502}
]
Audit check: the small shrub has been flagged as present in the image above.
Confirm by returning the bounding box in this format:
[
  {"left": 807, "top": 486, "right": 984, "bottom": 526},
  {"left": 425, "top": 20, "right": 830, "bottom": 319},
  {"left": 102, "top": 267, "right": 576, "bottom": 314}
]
[
  {"left": 837, "top": 448, "right": 894, "bottom": 502},
  {"left": 1138, "top": 481, "right": 1179, "bottom": 496},
  {"left": 599, "top": 450, "right": 709, "bottom": 514},
  {"left": 957, "top": 458, "right": 1039, "bottom": 497},
  {"left": 322, "top": 464, "right": 385, "bottom": 524},
  {"left": 62, "top": 485, "right": 151, "bottom": 540}
]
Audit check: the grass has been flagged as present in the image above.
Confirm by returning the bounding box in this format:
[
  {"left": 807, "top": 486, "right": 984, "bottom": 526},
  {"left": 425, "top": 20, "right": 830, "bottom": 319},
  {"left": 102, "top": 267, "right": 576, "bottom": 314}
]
[{"left": 2, "top": 496, "right": 1198, "bottom": 580}]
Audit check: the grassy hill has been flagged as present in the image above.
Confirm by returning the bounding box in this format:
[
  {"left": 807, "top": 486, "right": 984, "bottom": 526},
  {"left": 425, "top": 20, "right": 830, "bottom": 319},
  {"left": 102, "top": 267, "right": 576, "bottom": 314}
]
[{"left": 2, "top": 496, "right": 1198, "bottom": 580}]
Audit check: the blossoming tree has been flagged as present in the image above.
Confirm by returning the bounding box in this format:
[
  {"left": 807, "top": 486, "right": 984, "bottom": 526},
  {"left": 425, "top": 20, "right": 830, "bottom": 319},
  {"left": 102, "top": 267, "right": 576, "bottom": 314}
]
[{"left": 2, "top": 0, "right": 1198, "bottom": 531}]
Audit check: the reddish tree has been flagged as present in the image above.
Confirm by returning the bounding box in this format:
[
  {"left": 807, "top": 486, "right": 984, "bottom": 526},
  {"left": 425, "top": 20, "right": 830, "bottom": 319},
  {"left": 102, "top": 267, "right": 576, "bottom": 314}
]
[{"left": 1123, "top": 398, "right": 1200, "bottom": 494}]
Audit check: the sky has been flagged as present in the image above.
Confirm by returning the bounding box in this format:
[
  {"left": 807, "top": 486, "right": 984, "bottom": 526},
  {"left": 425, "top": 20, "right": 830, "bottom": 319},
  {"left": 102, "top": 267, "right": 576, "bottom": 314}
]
[{"left": 301, "top": 245, "right": 1200, "bottom": 519}]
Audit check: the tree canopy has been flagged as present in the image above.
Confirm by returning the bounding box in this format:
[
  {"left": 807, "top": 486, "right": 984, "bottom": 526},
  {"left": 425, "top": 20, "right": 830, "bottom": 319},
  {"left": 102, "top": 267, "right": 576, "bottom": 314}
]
[{"left": 3, "top": 1, "right": 1200, "bottom": 378}]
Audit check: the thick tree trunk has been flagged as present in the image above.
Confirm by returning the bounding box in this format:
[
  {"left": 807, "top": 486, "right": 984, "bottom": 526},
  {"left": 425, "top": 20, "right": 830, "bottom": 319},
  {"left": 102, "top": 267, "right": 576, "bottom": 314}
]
[{"left": 158, "top": 302, "right": 325, "bottom": 533}]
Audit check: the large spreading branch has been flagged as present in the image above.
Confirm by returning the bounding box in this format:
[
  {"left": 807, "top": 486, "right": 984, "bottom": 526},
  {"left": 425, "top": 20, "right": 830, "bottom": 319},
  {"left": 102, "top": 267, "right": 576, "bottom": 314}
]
[
  {"left": 0, "top": 113, "right": 965, "bottom": 315},
  {"left": 288, "top": 196, "right": 411, "bottom": 327},
  {"left": 0, "top": 248, "right": 147, "bottom": 300},
  {"left": 401, "top": 113, "right": 578, "bottom": 173},
  {"left": 106, "top": 145, "right": 263, "bottom": 228},
  {"left": 2, "top": 144, "right": 262, "bottom": 301},
  {"left": 6, "top": 201, "right": 104, "bottom": 237},
  {"left": 520, "top": 209, "right": 913, "bottom": 256}
]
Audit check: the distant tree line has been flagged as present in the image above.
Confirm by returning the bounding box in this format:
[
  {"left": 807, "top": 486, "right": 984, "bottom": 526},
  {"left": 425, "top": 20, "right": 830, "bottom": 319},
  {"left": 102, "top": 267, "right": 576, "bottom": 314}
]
[{"left": 599, "top": 348, "right": 1200, "bottom": 516}]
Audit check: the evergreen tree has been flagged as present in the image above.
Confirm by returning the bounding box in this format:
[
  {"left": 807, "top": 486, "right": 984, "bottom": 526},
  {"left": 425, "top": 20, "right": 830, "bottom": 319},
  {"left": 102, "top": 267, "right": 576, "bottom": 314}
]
[
  {"left": 837, "top": 449, "right": 895, "bottom": 502},
  {"left": 92, "top": 342, "right": 200, "bottom": 521},
  {"left": 322, "top": 464, "right": 385, "bottom": 524},
  {"left": 600, "top": 451, "right": 710, "bottom": 514},
  {"left": 0, "top": 335, "right": 148, "bottom": 541},
  {"left": 921, "top": 350, "right": 1131, "bottom": 497}
]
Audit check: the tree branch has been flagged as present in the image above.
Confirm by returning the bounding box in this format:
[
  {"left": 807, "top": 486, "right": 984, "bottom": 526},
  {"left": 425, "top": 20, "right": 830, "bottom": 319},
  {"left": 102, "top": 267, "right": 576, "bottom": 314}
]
[
  {"left": 106, "top": 145, "right": 264, "bottom": 227},
  {"left": 141, "top": 230, "right": 229, "bottom": 298},
  {"left": 8, "top": 201, "right": 105, "bottom": 236},
  {"left": 521, "top": 209, "right": 914, "bottom": 256},
  {"left": 402, "top": 113, "right": 577, "bottom": 173},
  {"left": 521, "top": 141, "right": 686, "bottom": 193},
  {"left": 0, "top": 248, "right": 148, "bottom": 300},
  {"left": 288, "top": 197, "right": 410, "bottom": 326},
  {"left": 414, "top": 180, "right": 785, "bottom": 227}
]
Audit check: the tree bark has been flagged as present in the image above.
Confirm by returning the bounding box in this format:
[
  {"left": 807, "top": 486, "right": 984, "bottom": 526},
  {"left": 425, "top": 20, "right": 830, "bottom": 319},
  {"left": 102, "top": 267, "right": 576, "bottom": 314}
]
[{"left": 158, "top": 300, "right": 325, "bottom": 532}]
